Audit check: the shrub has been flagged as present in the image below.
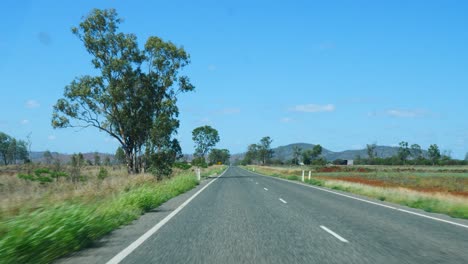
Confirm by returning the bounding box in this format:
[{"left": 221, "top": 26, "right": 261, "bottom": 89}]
[
  {"left": 97, "top": 167, "right": 109, "bottom": 180},
  {"left": 173, "top": 162, "right": 192, "bottom": 170}
]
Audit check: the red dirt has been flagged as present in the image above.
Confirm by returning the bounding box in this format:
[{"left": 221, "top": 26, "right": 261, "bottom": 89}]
[{"left": 317, "top": 176, "right": 468, "bottom": 198}]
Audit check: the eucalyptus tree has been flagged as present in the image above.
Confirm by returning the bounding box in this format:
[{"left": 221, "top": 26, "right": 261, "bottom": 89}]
[
  {"left": 52, "top": 9, "right": 194, "bottom": 174},
  {"left": 258, "top": 136, "right": 273, "bottom": 165},
  {"left": 192, "top": 125, "right": 220, "bottom": 160}
]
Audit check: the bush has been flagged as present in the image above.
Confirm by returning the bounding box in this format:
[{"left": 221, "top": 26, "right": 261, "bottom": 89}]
[
  {"left": 97, "top": 167, "right": 109, "bottom": 180},
  {"left": 17, "top": 168, "right": 68, "bottom": 184},
  {"left": 173, "top": 162, "right": 192, "bottom": 170},
  {"left": 191, "top": 157, "right": 207, "bottom": 168}
]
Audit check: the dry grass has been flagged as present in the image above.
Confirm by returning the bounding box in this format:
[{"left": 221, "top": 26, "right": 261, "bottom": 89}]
[{"left": 0, "top": 165, "right": 223, "bottom": 220}]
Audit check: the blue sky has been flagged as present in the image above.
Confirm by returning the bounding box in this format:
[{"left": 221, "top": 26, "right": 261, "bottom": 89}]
[{"left": 1, "top": 0, "right": 468, "bottom": 158}]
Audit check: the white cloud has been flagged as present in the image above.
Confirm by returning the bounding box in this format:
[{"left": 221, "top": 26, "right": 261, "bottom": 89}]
[
  {"left": 386, "top": 109, "right": 427, "bottom": 118},
  {"left": 25, "top": 99, "right": 40, "bottom": 109},
  {"left": 20, "top": 119, "right": 29, "bottom": 125},
  {"left": 280, "top": 117, "right": 293, "bottom": 123},
  {"left": 291, "top": 104, "right": 335, "bottom": 113},
  {"left": 48, "top": 135, "right": 56, "bottom": 141}
]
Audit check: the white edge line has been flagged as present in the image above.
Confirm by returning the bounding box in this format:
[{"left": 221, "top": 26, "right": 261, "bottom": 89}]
[
  {"left": 106, "top": 168, "right": 229, "bottom": 264},
  {"left": 241, "top": 167, "right": 468, "bottom": 230},
  {"left": 279, "top": 198, "right": 287, "bottom": 204},
  {"left": 264, "top": 187, "right": 268, "bottom": 191},
  {"left": 320, "top": 225, "right": 349, "bottom": 243}
]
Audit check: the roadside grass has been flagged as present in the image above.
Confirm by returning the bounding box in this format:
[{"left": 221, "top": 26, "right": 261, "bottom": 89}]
[
  {"left": 200, "top": 165, "right": 227, "bottom": 178},
  {"left": 0, "top": 165, "right": 226, "bottom": 264},
  {"left": 244, "top": 165, "right": 468, "bottom": 220}
]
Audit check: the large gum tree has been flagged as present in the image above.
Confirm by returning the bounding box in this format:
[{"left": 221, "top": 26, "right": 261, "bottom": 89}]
[{"left": 52, "top": 9, "right": 194, "bottom": 174}]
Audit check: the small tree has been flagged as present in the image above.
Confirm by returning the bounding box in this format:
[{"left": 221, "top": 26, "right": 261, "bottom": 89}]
[
  {"left": 398, "top": 141, "right": 410, "bottom": 164},
  {"left": 208, "top": 149, "right": 230, "bottom": 165},
  {"left": 114, "top": 147, "right": 126, "bottom": 165},
  {"left": 192, "top": 126, "right": 220, "bottom": 161},
  {"left": 428, "top": 144, "right": 441, "bottom": 165},
  {"left": 302, "top": 144, "right": 322, "bottom": 165},
  {"left": 70, "top": 153, "right": 85, "bottom": 182},
  {"left": 366, "top": 143, "right": 377, "bottom": 160},
  {"left": 258, "top": 136, "right": 273, "bottom": 165},
  {"left": 292, "top": 146, "right": 302, "bottom": 165},
  {"left": 410, "top": 144, "right": 423, "bottom": 160},
  {"left": 242, "top": 144, "right": 258, "bottom": 165}
]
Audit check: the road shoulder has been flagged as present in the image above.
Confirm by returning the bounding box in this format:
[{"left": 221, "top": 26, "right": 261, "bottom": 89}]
[{"left": 55, "top": 177, "right": 217, "bottom": 264}]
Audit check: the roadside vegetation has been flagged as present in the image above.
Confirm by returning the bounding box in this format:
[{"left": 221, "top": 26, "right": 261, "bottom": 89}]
[
  {"left": 0, "top": 164, "right": 226, "bottom": 263},
  {"left": 244, "top": 165, "right": 468, "bottom": 220}
]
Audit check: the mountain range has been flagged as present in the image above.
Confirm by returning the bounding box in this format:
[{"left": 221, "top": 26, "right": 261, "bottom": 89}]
[{"left": 232, "top": 143, "right": 428, "bottom": 162}]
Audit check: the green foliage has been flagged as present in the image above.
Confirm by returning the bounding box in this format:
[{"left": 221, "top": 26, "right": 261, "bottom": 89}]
[
  {"left": 366, "top": 143, "right": 377, "bottom": 160},
  {"left": 398, "top": 141, "right": 410, "bottom": 163},
  {"left": 428, "top": 144, "right": 441, "bottom": 165},
  {"left": 305, "top": 178, "right": 324, "bottom": 186},
  {"left": 208, "top": 149, "right": 230, "bottom": 165},
  {"left": 192, "top": 126, "right": 220, "bottom": 158},
  {"left": 97, "top": 167, "right": 109, "bottom": 180},
  {"left": 0, "top": 132, "right": 29, "bottom": 165},
  {"left": 173, "top": 162, "right": 192, "bottom": 170},
  {"left": 52, "top": 8, "right": 194, "bottom": 174},
  {"left": 410, "top": 144, "right": 423, "bottom": 159},
  {"left": 243, "top": 137, "right": 274, "bottom": 165},
  {"left": 302, "top": 145, "right": 322, "bottom": 165},
  {"left": 114, "top": 147, "right": 126, "bottom": 165},
  {"left": 258, "top": 136, "right": 274, "bottom": 165},
  {"left": 0, "top": 174, "right": 198, "bottom": 263},
  {"left": 291, "top": 146, "right": 302, "bottom": 165},
  {"left": 18, "top": 168, "right": 68, "bottom": 184},
  {"left": 191, "top": 157, "right": 208, "bottom": 168}
]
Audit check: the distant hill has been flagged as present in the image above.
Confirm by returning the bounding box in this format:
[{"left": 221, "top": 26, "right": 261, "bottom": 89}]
[{"left": 232, "top": 143, "right": 428, "bottom": 162}]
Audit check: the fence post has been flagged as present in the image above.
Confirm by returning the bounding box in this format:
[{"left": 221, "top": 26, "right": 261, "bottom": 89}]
[
  {"left": 302, "top": 170, "right": 305, "bottom": 182},
  {"left": 308, "top": 171, "right": 311, "bottom": 180}
]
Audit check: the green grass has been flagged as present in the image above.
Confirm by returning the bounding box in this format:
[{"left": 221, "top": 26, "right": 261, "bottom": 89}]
[
  {"left": 0, "top": 173, "right": 199, "bottom": 264},
  {"left": 200, "top": 165, "right": 227, "bottom": 178}
]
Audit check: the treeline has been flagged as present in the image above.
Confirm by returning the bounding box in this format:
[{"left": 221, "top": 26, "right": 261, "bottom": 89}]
[
  {"left": 0, "top": 132, "right": 29, "bottom": 165},
  {"left": 354, "top": 142, "right": 468, "bottom": 166}
]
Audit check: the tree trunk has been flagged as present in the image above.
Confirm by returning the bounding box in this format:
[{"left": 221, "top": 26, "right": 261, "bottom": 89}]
[{"left": 125, "top": 148, "right": 135, "bottom": 174}]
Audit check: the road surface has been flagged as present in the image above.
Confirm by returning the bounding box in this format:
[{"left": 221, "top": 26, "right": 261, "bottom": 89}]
[{"left": 59, "top": 166, "right": 468, "bottom": 264}]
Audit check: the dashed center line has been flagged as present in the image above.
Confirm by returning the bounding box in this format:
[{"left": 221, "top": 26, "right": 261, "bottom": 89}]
[
  {"left": 320, "top": 225, "right": 349, "bottom": 243},
  {"left": 279, "top": 198, "right": 287, "bottom": 204},
  {"left": 264, "top": 187, "right": 268, "bottom": 191}
]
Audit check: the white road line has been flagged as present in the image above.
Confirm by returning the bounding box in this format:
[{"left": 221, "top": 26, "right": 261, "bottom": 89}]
[
  {"left": 242, "top": 167, "right": 468, "bottom": 230},
  {"left": 320, "top": 225, "right": 349, "bottom": 243},
  {"left": 264, "top": 187, "right": 268, "bottom": 191},
  {"left": 279, "top": 198, "right": 287, "bottom": 204},
  {"left": 106, "top": 169, "right": 229, "bottom": 264}
]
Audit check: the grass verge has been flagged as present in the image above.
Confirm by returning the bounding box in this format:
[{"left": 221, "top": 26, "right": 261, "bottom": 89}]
[
  {"left": 0, "top": 173, "right": 199, "bottom": 264},
  {"left": 244, "top": 165, "right": 468, "bottom": 220}
]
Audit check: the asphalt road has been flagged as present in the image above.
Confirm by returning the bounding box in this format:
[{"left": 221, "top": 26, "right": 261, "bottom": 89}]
[
  {"left": 58, "top": 166, "right": 468, "bottom": 264},
  {"left": 98, "top": 166, "right": 468, "bottom": 264}
]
